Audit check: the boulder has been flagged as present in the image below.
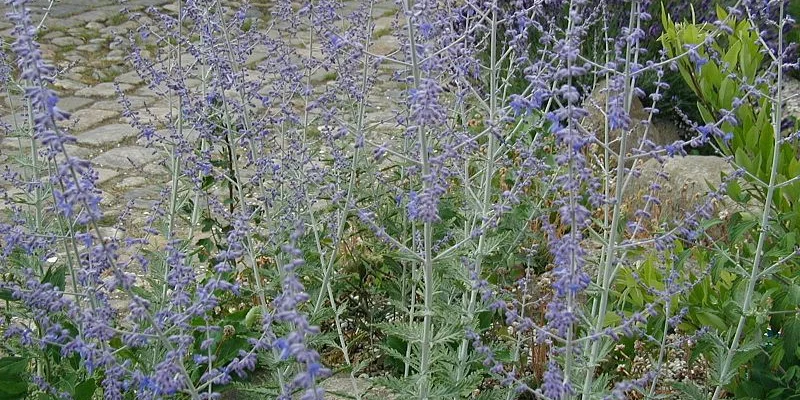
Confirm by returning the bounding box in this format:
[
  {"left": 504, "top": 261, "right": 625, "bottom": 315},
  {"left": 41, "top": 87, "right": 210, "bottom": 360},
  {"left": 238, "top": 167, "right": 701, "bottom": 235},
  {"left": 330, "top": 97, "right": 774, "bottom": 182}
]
[
  {"left": 621, "top": 155, "right": 751, "bottom": 240},
  {"left": 582, "top": 80, "right": 682, "bottom": 160},
  {"left": 782, "top": 76, "right": 800, "bottom": 121}
]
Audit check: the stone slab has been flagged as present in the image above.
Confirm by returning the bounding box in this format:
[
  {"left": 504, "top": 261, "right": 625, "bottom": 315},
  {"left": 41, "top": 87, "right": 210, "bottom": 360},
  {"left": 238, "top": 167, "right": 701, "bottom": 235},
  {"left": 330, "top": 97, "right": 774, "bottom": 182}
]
[
  {"left": 115, "top": 71, "right": 144, "bottom": 85},
  {"left": 95, "top": 167, "right": 119, "bottom": 185},
  {"left": 77, "top": 123, "right": 138, "bottom": 147},
  {"left": 50, "top": 37, "right": 84, "bottom": 47},
  {"left": 92, "top": 145, "right": 161, "bottom": 169},
  {"left": 93, "top": 96, "right": 155, "bottom": 112},
  {"left": 76, "top": 82, "right": 134, "bottom": 98},
  {"left": 122, "top": 186, "right": 163, "bottom": 210},
  {"left": 116, "top": 176, "right": 147, "bottom": 188},
  {"left": 63, "top": 109, "right": 119, "bottom": 132},
  {"left": 58, "top": 97, "right": 94, "bottom": 112},
  {"left": 54, "top": 79, "right": 89, "bottom": 91}
]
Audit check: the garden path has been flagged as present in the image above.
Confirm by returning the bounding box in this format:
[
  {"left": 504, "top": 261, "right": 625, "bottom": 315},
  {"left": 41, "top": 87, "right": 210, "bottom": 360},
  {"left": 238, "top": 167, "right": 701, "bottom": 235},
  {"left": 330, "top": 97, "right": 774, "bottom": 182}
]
[{"left": 0, "top": 0, "right": 402, "bottom": 230}]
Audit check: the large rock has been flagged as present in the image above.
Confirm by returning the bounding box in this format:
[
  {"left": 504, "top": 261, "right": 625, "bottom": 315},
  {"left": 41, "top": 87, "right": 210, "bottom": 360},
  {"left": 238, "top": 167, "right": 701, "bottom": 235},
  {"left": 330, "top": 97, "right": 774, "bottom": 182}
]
[
  {"left": 582, "top": 81, "right": 682, "bottom": 160},
  {"left": 621, "top": 155, "right": 751, "bottom": 239},
  {"left": 783, "top": 76, "right": 800, "bottom": 120}
]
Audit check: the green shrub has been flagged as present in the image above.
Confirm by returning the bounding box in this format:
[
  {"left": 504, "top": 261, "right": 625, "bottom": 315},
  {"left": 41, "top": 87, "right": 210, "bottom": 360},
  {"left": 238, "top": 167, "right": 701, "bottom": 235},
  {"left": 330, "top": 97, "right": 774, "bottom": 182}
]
[{"left": 660, "top": 5, "right": 800, "bottom": 398}]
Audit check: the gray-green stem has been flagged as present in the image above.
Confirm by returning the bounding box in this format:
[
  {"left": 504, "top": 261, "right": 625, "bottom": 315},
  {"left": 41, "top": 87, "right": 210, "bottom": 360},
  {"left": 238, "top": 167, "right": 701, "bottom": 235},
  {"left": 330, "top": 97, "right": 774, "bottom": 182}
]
[
  {"left": 711, "top": 4, "right": 785, "bottom": 398},
  {"left": 400, "top": 0, "right": 434, "bottom": 397},
  {"left": 455, "top": 0, "right": 498, "bottom": 387}
]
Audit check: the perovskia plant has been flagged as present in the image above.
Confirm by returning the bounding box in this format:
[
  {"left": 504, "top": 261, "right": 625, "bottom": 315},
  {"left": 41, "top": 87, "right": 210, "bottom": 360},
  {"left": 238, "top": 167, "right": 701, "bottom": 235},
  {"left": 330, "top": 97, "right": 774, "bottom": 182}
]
[{"left": 0, "top": 0, "right": 798, "bottom": 399}]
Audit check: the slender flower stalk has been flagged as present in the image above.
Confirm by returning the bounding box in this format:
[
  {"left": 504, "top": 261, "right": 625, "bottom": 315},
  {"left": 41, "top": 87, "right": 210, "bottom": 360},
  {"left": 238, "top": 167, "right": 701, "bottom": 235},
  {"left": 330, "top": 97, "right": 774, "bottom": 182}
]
[
  {"left": 455, "top": 0, "right": 500, "bottom": 386},
  {"left": 581, "top": 0, "right": 643, "bottom": 395},
  {"left": 712, "top": 2, "right": 787, "bottom": 398}
]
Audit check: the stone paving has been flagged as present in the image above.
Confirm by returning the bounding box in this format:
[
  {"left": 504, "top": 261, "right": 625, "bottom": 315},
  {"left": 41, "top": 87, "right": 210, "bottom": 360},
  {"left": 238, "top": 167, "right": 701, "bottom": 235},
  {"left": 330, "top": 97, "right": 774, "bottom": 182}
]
[{"left": 0, "top": 0, "right": 403, "bottom": 229}]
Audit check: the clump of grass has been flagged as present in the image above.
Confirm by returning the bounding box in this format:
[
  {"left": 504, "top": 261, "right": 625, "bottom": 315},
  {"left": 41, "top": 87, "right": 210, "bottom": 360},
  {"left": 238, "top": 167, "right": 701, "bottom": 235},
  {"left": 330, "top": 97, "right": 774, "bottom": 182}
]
[
  {"left": 321, "top": 71, "right": 337, "bottom": 82},
  {"left": 106, "top": 13, "right": 128, "bottom": 26},
  {"left": 372, "top": 27, "right": 392, "bottom": 39}
]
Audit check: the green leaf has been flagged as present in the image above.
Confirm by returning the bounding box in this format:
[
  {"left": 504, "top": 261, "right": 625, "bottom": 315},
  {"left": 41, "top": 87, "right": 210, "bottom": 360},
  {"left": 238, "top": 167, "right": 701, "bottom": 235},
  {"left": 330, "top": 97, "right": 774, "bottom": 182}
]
[
  {"left": 671, "top": 380, "right": 710, "bottom": 400},
  {"left": 698, "top": 102, "right": 714, "bottom": 124},
  {"left": 715, "top": 3, "right": 728, "bottom": 23},
  {"left": 728, "top": 216, "right": 757, "bottom": 243},
  {"left": 782, "top": 317, "right": 800, "bottom": 364},
  {"left": 696, "top": 310, "right": 727, "bottom": 331},
  {"left": 216, "top": 337, "right": 248, "bottom": 365},
  {"left": 722, "top": 40, "right": 742, "bottom": 71},
  {"left": 757, "top": 110, "right": 775, "bottom": 166},
  {"left": 0, "top": 357, "right": 27, "bottom": 377},
  {"left": 42, "top": 265, "right": 66, "bottom": 290},
  {"left": 73, "top": 379, "right": 97, "bottom": 400},
  {"left": 727, "top": 179, "right": 742, "bottom": 202},
  {"left": 660, "top": 3, "right": 674, "bottom": 44},
  {"left": 744, "top": 121, "right": 760, "bottom": 150},
  {"left": 738, "top": 28, "right": 754, "bottom": 81},
  {"left": 244, "top": 306, "right": 262, "bottom": 328},
  {"left": 0, "top": 357, "right": 29, "bottom": 399},
  {"left": 701, "top": 61, "right": 722, "bottom": 99},
  {"left": 0, "top": 289, "right": 14, "bottom": 302},
  {"left": 735, "top": 147, "right": 753, "bottom": 173},
  {"left": 718, "top": 77, "right": 735, "bottom": 109},
  {"left": 770, "top": 344, "right": 786, "bottom": 369}
]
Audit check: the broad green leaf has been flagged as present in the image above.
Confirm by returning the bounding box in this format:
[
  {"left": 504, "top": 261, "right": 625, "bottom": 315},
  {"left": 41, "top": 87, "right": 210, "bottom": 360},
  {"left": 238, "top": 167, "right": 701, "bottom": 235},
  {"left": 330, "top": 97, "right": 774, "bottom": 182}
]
[
  {"left": 745, "top": 122, "right": 760, "bottom": 150},
  {"left": 770, "top": 344, "right": 786, "bottom": 369},
  {"left": 738, "top": 30, "right": 753, "bottom": 81},
  {"left": 698, "top": 102, "right": 714, "bottom": 124},
  {"left": 735, "top": 147, "right": 753, "bottom": 172},
  {"left": 700, "top": 77, "right": 716, "bottom": 105},
  {"left": 729, "top": 216, "right": 757, "bottom": 243},
  {"left": 719, "top": 77, "right": 735, "bottom": 109},
  {"left": 701, "top": 61, "right": 722, "bottom": 96},
  {"left": 0, "top": 357, "right": 28, "bottom": 399},
  {"left": 723, "top": 41, "right": 742, "bottom": 71},
  {"left": 42, "top": 265, "right": 66, "bottom": 290},
  {"left": 727, "top": 179, "right": 742, "bottom": 201},
  {"left": 244, "top": 305, "right": 261, "bottom": 328},
  {"left": 73, "top": 379, "right": 97, "bottom": 400},
  {"left": 715, "top": 3, "right": 728, "bottom": 22},
  {"left": 783, "top": 317, "right": 800, "bottom": 364},
  {"left": 0, "top": 357, "right": 27, "bottom": 378},
  {"left": 0, "top": 289, "right": 14, "bottom": 302},
  {"left": 696, "top": 310, "right": 727, "bottom": 331},
  {"left": 758, "top": 115, "right": 775, "bottom": 169}
]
